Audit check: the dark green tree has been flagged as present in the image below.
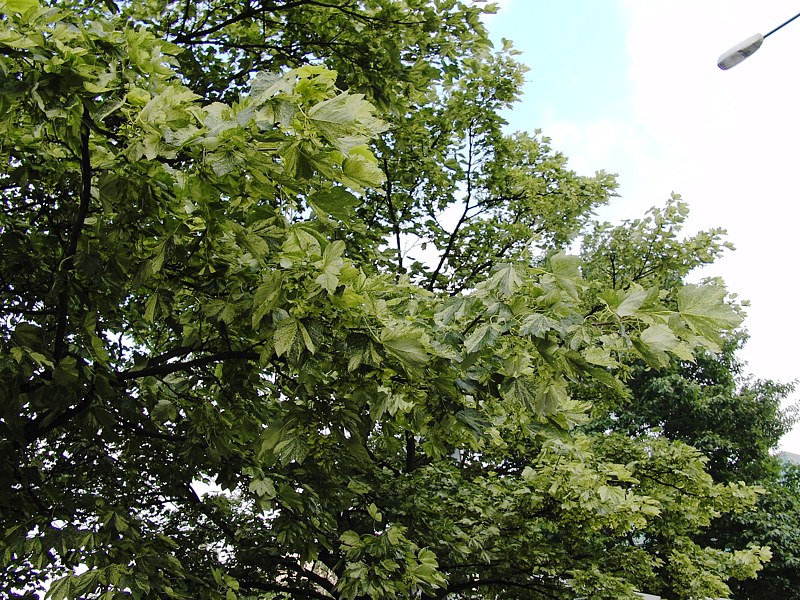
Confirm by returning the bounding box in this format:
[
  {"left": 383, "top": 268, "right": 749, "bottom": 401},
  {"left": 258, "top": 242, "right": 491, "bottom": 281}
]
[{"left": 727, "top": 462, "right": 800, "bottom": 599}]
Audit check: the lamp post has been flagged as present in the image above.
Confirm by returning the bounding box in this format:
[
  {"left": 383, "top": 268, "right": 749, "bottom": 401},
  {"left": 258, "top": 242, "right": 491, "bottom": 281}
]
[{"left": 718, "top": 10, "right": 800, "bottom": 70}]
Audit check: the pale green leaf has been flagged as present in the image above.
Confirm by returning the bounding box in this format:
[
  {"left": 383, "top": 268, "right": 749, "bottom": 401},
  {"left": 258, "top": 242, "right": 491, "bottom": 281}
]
[
  {"left": 520, "top": 313, "right": 558, "bottom": 337},
  {"left": 0, "top": 29, "right": 38, "bottom": 49},
  {"left": 0, "top": 0, "right": 39, "bottom": 13},
  {"left": 549, "top": 252, "right": 583, "bottom": 299},
  {"left": 381, "top": 324, "right": 429, "bottom": 365},
  {"left": 315, "top": 240, "right": 345, "bottom": 294},
  {"left": 639, "top": 324, "right": 680, "bottom": 353},
  {"left": 308, "top": 92, "right": 386, "bottom": 152},
  {"left": 434, "top": 298, "right": 465, "bottom": 327},
  {"left": 274, "top": 319, "right": 298, "bottom": 357},
  {"left": 138, "top": 85, "right": 200, "bottom": 129},
  {"left": 367, "top": 502, "right": 383, "bottom": 522},
  {"left": 340, "top": 153, "right": 386, "bottom": 191},
  {"left": 249, "top": 71, "right": 295, "bottom": 104},
  {"left": 677, "top": 283, "right": 743, "bottom": 343},
  {"left": 615, "top": 284, "right": 649, "bottom": 318},
  {"left": 282, "top": 226, "right": 322, "bottom": 258},
  {"left": 487, "top": 263, "right": 523, "bottom": 296},
  {"left": 583, "top": 346, "right": 616, "bottom": 368},
  {"left": 464, "top": 322, "right": 498, "bottom": 354}
]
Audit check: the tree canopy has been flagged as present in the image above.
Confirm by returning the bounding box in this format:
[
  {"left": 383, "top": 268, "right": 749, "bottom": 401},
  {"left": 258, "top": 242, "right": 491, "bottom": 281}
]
[
  {"left": 580, "top": 196, "right": 800, "bottom": 600},
  {"left": 0, "top": 1, "right": 781, "bottom": 598}
]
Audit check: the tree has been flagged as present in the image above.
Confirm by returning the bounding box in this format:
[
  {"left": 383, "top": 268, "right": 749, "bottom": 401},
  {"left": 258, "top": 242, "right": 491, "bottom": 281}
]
[
  {"left": 726, "top": 461, "right": 800, "bottom": 600},
  {"left": 582, "top": 200, "right": 800, "bottom": 599},
  {"left": 0, "top": 1, "right": 773, "bottom": 598}
]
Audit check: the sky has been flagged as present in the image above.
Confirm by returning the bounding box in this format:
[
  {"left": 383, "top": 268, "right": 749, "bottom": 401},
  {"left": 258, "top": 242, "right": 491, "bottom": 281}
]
[{"left": 484, "top": 1, "right": 800, "bottom": 452}]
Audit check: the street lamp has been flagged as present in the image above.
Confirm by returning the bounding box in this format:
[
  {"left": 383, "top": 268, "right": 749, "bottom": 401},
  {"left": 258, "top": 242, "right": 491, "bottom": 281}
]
[{"left": 718, "top": 10, "right": 800, "bottom": 70}]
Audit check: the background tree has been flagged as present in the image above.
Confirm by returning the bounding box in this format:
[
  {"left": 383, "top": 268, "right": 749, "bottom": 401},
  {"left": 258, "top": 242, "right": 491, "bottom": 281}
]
[
  {"left": 0, "top": 1, "right": 778, "bottom": 599},
  {"left": 727, "top": 461, "right": 800, "bottom": 600},
  {"left": 582, "top": 200, "right": 799, "bottom": 599}
]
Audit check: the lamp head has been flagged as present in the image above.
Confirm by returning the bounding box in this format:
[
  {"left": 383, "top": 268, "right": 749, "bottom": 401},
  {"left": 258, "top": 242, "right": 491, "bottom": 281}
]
[{"left": 718, "top": 33, "right": 764, "bottom": 70}]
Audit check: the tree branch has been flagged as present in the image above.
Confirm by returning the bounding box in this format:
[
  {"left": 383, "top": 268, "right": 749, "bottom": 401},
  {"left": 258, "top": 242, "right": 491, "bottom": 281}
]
[
  {"left": 405, "top": 430, "right": 416, "bottom": 473},
  {"left": 438, "top": 577, "right": 561, "bottom": 599},
  {"left": 53, "top": 105, "right": 93, "bottom": 361},
  {"left": 239, "top": 578, "right": 337, "bottom": 600},
  {"left": 115, "top": 349, "right": 260, "bottom": 382},
  {"left": 22, "top": 382, "right": 94, "bottom": 445},
  {"left": 426, "top": 122, "right": 477, "bottom": 292},
  {"left": 171, "top": 0, "right": 409, "bottom": 45}
]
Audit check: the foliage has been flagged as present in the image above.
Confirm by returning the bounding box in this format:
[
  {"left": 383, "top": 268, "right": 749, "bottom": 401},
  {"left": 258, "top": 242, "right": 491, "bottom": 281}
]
[
  {"left": 0, "top": 1, "right": 776, "bottom": 599},
  {"left": 583, "top": 200, "right": 800, "bottom": 599},
  {"left": 726, "top": 462, "right": 800, "bottom": 600}
]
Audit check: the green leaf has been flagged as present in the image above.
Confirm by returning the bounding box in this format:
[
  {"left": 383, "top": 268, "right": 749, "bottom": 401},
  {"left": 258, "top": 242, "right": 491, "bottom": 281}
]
[
  {"left": 381, "top": 324, "right": 429, "bottom": 365},
  {"left": 152, "top": 399, "right": 177, "bottom": 422},
  {"left": 340, "top": 530, "right": 362, "bottom": 548},
  {"left": 520, "top": 313, "right": 558, "bottom": 337},
  {"left": 260, "top": 420, "right": 292, "bottom": 457},
  {"left": 315, "top": 240, "right": 345, "bottom": 294},
  {"left": 583, "top": 346, "right": 616, "bottom": 368},
  {"left": 639, "top": 323, "right": 680, "bottom": 353},
  {"left": 367, "top": 502, "right": 383, "bottom": 522},
  {"left": 501, "top": 377, "right": 538, "bottom": 412},
  {"left": 464, "top": 322, "right": 498, "bottom": 354},
  {"left": 46, "top": 576, "right": 72, "bottom": 600},
  {"left": 274, "top": 319, "right": 298, "bottom": 357},
  {"left": 12, "top": 322, "right": 42, "bottom": 348},
  {"left": 487, "top": 263, "right": 523, "bottom": 296},
  {"left": 308, "top": 92, "right": 386, "bottom": 152},
  {"left": 252, "top": 273, "right": 282, "bottom": 329},
  {"left": 0, "top": 0, "right": 40, "bottom": 13},
  {"left": 386, "top": 525, "right": 402, "bottom": 546},
  {"left": 249, "top": 478, "right": 276, "bottom": 499},
  {"left": 549, "top": 252, "right": 583, "bottom": 299},
  {"left": 638, "top": 324, "right": 695, "bottom": 362},
  {"left": 298, "top": 321, "right": 316, "bottom": 353},
  {"left": 307, "top": 188, "right": 360, "bottom": 222},
  {"left": 677, "top": 284, "right": 743, "bottom": 345},
  {"left": 113, "top": 513, "right": 129, "bottom": 532},
  {"left": 504, "top": 375, "right": 570, "bottom": 416},
  {"left": 144, "top": 294, "right": 159, "bottom": 323},
  {"left": 615, "top": 284, "right": 649, "bottom": 318},
  {"left": 340, "top": 153, "right": 386, "bottom": 191},
  {"left": 632, "top": 337, "right": 670, "bottom": 369},
  {"left": 535, "top": 378, "right": 569, "bottom": 415},
  {"left": 273, "top": 435, "right": 308, "bottom": 465}
]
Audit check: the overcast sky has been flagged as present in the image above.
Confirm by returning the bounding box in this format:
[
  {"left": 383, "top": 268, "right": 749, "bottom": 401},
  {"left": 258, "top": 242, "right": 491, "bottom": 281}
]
[{"left": 484, "top": 1, "right": 800, "bottom": 451}]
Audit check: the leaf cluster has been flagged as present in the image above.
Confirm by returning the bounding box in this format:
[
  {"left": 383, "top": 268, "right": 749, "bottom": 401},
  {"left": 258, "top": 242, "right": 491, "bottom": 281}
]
[{"left": 0, "top": 1, "right": 781, "bottom": 599}]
